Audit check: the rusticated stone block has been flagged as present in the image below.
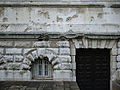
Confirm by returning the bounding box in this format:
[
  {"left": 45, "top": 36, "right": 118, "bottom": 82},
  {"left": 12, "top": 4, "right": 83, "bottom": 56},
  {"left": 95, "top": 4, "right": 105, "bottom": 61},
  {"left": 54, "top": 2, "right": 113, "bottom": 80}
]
[
  {"left": 5, "top": 48, "right": 22, "bottom": 55},
  {"left": 14, "top": 55, "right": 23, "bottom": 62},
  {"left": 59, "top": 56, "right": 71, "bottom": 63},
  {"left": 45, "top": 48, "right": 59, "bottom": 55},
  {"left": 0, "top": 48, "right": 4, "bottom": 54},
  {"left": 0, "top": 58, "right": 5, "bottom": 65},
  {"left": 23, "top": 58, "right": 31, "bottom": 65},
  {"left": 53, "top": 70, "right": 72, "bottom": 80},
  {"left": 117, "top": 62, "right": 120, "bottom": 69},
  {"left": 59, "top": 48, "right": 70, "bottom": 55},
  {"left": 118, "top": 41, "right": 120, "bottom": 48},
  {"left": 112, "top": 61, "right": 117, "bottom": 69},
  {"left": 118, "top": 48, "right": 120, "bottom": 55},
  {"left": 4, "top": 55, "right": 13, "bottom": 62},
  {"left": 0, "top": 41, "right": 13, "bottom": 47},
  {"left": 111, "top": 48, "right": 118, "bottom": 56},
  {"left": 0, "top": 64, "right": 7, "bottom": 70},
  {"left": 14, "top": 41, "right": 32, "bottom": 48},
  {"left": 52, "top": 57, "right": 60, "bottom": 66},
  {"left": 31, "top": 50, "right": 38, "bottom": 59},
  {"left": 23, "top": 48, "right": 36, "bottom": 55},
  {"left": 37, "top": 48, "right": 45, "bottom": 55},
  {"left": 34, "top": 41, "right": 51, "bottom": 47},
  {"left": 26, "top": 54, "right": 34, "bottom": 62},
  {"left": 61, "top": 63, "right": 72, "bottom": 70},
  {"left": 56, "top": 41, "right": 70, "bottom": 47},
  {"left": 16, "top": 7, "right": 30, "bottom": 23},
  {"left": 117, "top": 55, "right": 120, "bottom": 62},
  {"left": 8, "top": 63, "right": 21, "bottom": 70},
  {"left": 53, "top": 63, "right": 71, "bottom": 70},
  {"left": 21, "top": 64, "right": 30, "bottom": 70}
]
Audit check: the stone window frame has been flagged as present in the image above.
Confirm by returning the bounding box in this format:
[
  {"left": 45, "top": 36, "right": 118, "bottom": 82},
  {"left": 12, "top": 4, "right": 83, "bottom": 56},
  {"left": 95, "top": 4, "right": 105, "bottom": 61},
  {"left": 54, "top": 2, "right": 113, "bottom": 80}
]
[
  {"left": 70, "top": 38, "right": 118, "bottom": 90},
  {"left": 31, "top": 57, "right": 53, "bottom": 79},
  {"left": 22, "top": 48, "right": 59, "bottom": 80}
]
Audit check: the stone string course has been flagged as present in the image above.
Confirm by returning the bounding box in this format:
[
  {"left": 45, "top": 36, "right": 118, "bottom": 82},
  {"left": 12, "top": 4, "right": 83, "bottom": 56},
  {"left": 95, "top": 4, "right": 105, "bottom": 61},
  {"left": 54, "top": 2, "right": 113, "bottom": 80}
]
[{"left": 1, "top": 0, "right": 120, "bottom": 2}]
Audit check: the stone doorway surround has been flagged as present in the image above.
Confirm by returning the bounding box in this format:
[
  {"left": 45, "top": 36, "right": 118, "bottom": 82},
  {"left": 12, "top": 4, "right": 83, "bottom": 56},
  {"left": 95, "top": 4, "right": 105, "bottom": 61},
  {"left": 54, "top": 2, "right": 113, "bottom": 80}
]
[{"left": 70, "top": 38, "right": 120, "bottom": 90}]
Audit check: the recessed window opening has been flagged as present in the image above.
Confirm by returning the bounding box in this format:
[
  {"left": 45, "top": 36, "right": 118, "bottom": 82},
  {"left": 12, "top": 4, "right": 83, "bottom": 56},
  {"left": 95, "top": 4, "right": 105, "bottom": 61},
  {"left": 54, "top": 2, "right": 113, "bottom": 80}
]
[{"left": 31, "top": 57, "right": 52, "bottom": 79}]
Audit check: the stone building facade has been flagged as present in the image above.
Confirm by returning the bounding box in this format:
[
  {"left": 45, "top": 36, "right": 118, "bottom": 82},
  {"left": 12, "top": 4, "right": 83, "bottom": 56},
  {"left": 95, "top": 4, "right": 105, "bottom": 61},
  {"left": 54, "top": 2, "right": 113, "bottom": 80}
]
[{"left": 0, "top": 0, "right": 120, "bottom": 90}]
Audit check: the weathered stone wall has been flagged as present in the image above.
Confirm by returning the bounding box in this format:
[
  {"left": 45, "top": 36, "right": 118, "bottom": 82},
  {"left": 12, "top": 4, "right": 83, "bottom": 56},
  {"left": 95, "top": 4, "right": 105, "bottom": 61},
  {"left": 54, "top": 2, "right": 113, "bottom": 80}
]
[
  {"left": 0, "top": 0, "right": 120, "bottom": 90},
  {"left": 0, "top": 7, "right": 120, "bottom": 33},
  {"left": 0, "top": 40, "right": 73, "bottom": 81},
  {"left": 70, "top": 38, "right": 120, "bottom": 90},
  {"left": 0, "top": 39, "right": 119, "bottom": 82}
]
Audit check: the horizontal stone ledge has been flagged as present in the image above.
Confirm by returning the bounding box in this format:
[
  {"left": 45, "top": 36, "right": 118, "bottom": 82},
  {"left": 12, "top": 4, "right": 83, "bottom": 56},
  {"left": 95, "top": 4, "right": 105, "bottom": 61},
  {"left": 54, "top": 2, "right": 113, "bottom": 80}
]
[
  {"left": 0, "top": 32, "right": 120, "bottom": 40},
  {"left": 1, "top": 0, "right": 120, "bottom": 2},
  {"left": 0, "top": 3, "right": 105, "bottom": 8},
  {"left": 0, "top": 1, "right": 120, "bottom": 8}
]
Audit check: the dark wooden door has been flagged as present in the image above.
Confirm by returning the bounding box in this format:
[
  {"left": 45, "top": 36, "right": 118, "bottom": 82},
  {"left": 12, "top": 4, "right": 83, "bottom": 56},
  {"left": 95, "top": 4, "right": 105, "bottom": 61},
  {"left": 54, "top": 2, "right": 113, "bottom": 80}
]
[{"left": 76, "top": 49, "right": 110, "bottom": 90}]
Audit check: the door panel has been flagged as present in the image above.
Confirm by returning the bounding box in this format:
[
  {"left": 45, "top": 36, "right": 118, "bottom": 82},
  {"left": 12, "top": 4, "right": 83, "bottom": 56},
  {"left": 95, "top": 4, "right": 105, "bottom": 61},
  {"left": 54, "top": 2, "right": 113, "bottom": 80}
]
[{"left": 76, "top": 49, "right": 110, "bottom": 90}]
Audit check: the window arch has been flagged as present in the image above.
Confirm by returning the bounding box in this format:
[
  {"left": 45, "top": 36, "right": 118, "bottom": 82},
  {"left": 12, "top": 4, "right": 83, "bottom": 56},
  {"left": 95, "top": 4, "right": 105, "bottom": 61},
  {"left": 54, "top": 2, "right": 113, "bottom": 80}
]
[{"left": 31, "top": 57, "right": 52, "bottom": 79}]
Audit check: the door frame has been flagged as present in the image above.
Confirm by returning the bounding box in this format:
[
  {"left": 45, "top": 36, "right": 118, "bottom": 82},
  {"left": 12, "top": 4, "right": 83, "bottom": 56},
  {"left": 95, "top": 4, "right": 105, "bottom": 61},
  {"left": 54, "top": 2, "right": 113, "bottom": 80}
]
[{"left": 70, "top": 39, "right": 118, "bottom": 90}]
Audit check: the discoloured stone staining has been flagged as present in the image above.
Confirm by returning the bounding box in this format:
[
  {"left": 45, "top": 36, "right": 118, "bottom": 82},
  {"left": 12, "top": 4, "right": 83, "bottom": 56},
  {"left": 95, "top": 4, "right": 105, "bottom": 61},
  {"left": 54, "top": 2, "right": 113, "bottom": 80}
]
[
  {"left": 0, "top": 7, "right": 119, "bottom": 33},
  {"left": 0, "top": 8, "right": 4, "bottom": 17},
  {"left": 66, "top": 15, "right": 78, "bottom": 22},
  {"left": 0, "top": 7, "right": 29, "bottom": 32},
  {"left": 57, "top": 16, "right": 63, "bottom": 22},
  {"left": 38, "top": 10, "right": 50, "bottom": 19}
]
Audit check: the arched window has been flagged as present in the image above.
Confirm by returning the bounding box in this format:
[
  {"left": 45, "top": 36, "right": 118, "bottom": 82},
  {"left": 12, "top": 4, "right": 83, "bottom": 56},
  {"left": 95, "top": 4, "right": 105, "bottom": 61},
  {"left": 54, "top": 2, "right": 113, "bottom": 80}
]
[{"left": 31, "top": 57, "right": 52, "bottom": 79}]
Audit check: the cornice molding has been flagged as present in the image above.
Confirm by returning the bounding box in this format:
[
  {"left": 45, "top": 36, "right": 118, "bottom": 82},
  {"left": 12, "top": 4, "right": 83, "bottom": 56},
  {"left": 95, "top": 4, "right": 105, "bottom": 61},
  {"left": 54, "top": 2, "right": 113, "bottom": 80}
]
[
  {"left": 0, "top": 32, "right": 119, "bottom": 40},
  {"left": 0, "top": 1, "right": 120, "bottom": 8}
]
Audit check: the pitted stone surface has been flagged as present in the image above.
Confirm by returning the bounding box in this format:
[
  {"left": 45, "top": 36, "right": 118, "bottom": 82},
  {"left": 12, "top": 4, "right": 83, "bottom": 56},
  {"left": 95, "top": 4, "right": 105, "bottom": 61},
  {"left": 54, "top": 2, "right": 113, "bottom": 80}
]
[{"left": 0, "top": 7, "right": 120, "bottom": 33}]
